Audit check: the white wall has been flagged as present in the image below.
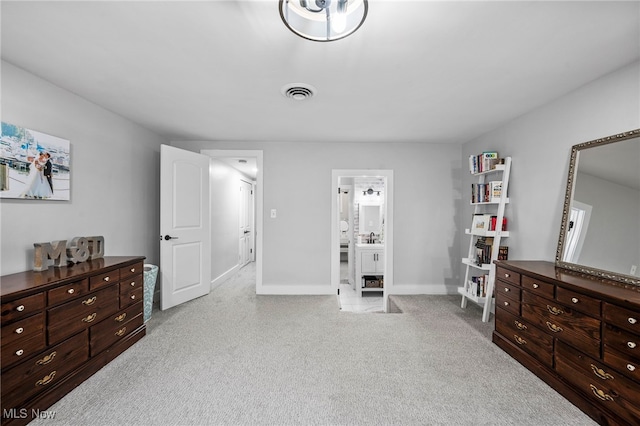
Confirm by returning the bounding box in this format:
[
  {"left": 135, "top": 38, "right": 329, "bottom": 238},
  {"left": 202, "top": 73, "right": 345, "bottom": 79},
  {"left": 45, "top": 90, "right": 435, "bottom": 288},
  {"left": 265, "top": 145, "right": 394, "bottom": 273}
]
[
  {"left": 1, "top": 62, "right": 166, "bottom": 275},
  {"left": 173, "top": 141, "right": 462, "bottom": 293},
  {"left": 461, "top": 60, "right": 640, "bottom": 269},
  {"left": 574, "top": 172, "right": 640, "bottom": 276},
  {"left": 209, "top": 159, "right": 243, "bottom": 283}
]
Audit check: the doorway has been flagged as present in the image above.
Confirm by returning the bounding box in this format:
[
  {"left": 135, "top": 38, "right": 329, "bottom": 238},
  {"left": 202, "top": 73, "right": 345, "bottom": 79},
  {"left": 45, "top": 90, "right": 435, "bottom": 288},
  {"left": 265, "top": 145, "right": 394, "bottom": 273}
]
[
  {"left": 331, "top": 170, "right": 394, "bottom": 312},
  {"left": 201, "top": 149, "right": 263, "bottom": 293}
]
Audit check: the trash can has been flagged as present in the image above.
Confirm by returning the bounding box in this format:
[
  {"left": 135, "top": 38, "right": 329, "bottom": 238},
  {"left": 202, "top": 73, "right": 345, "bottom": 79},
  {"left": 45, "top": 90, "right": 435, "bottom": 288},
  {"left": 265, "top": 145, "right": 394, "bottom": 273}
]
[{"left": 143, "top": 264, "right": 159, "bottom": 323}]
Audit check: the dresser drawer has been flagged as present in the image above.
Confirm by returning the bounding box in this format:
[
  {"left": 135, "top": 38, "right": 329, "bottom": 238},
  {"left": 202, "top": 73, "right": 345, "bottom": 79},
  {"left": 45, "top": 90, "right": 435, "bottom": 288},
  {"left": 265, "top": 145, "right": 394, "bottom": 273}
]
[
  {"left": 1, "top": 331, "right": 46, "bottom": 369},
  {"left": 120, "top": 285, "right": 143, "bottom": 309},
  {"left": 47, "top": 285, "right": 119, "bottom": 345},
  {"left": 604, "top": 324, "right": 640, "bottom": 360},
  {"left": 0, "top": 331, "right": 88, "bottom": 411},
  {"left": 522, "top": 292, "right": 601, "bottom": 358},
  {"left": 603, "top": 346, "right": 640, "bottom": 384},
  {"left": 496, "top": 308, "right": 553, "bottom": 367},
  {"left": 90, "top": 303, "right": 143, "bottom": 355},
  {"left": 496, "top": 291, "right": 520, "bottom": 316},
  {"left": 89, "top": 268, "right": 121, "bottom": 290},
  {"left": 521, "top": 275, "right": 554, "bottom": 298},
  {"left": 604, "top": 303, "right": 640, "bottom": 336},
  {"left": 1, "top": 312, "right": 44, "bottom": 346},
  {"left": 120, "top": 275, "right": 143, "bottom": 294},
  {"left": 556, "top": 287, "right": 601, "bottom": 317},
  {"left": 556, "top": 342, "right": 640, "bottom": 426},
  {"left": 495, "top": 267, "right": 520, "bottom": 286},
  {"left": 120, "top": 262, "right": 144, "bottom": 279},
  {"left": 495, "top": 281, "right": 520, "bottom": 302},
  {"left": 1, "top": 293, "right": 45, "bottom": 323},
  {"left": 48, "top": 278, "right": 89, "bottom": 306}
]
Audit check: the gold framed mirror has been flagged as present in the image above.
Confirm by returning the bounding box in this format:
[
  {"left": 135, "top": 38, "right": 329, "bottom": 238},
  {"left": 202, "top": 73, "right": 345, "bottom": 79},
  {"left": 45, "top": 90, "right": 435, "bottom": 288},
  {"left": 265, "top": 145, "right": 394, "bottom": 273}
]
[{"left": 556, "top": 128, "right": 640, "bottom": 286}]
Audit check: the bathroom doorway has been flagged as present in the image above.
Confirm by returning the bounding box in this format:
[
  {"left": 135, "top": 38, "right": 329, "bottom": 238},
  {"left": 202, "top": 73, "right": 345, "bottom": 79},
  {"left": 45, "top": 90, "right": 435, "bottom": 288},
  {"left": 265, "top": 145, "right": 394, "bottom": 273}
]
[{"left": 331, "top": 170, "right": 394, "bottom": 312}]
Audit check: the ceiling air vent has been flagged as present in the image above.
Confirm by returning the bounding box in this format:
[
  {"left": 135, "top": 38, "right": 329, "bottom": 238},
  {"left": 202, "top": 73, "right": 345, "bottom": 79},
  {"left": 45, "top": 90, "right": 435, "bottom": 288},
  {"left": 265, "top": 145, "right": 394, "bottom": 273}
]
[{"left": 281, "top": 83, "right": 316, "bottom": 101}]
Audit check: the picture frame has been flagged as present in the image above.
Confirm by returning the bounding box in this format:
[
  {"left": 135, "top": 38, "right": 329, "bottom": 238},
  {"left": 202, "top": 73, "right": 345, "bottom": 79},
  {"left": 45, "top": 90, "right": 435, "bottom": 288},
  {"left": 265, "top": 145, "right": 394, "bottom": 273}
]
[{"left": 0, "top": 122, "right": 70, "bottom": 201}]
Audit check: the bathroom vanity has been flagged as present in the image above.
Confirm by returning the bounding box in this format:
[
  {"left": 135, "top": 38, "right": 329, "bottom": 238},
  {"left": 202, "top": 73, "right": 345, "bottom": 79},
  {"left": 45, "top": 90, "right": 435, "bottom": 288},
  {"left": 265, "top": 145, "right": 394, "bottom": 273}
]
[{"left": 355, "top": 243, "right": 384, "bottom": 297}]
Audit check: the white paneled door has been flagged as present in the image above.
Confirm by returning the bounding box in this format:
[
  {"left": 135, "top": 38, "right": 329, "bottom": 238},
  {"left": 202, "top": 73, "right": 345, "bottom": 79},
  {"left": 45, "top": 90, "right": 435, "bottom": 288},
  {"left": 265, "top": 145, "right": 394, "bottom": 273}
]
[
  {"left": 160, "top": 145, "right": 211, "bottom": 310},
  {"left": 239, "top": 179, "right": 253, "bottom": 267}
]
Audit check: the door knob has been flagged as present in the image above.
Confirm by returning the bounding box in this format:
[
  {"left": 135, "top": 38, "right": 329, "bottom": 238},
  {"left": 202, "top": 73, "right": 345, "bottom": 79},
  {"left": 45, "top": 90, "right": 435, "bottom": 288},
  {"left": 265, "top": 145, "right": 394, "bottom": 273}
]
[{"left": 163, "top": 235, "right": 178, "bottom": 241}]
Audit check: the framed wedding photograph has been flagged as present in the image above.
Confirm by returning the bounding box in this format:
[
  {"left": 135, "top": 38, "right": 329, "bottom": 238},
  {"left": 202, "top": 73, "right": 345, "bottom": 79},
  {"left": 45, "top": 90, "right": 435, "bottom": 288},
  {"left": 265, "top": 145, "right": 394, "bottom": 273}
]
[{"left": 0, "top": 122, "right": 70, "bottom": 201}]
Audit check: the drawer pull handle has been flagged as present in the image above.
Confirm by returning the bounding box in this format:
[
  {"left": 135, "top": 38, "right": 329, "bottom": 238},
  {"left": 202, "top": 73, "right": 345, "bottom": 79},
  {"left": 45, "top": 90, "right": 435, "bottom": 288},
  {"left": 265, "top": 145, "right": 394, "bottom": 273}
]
[
  {"left": 503, "top": 301, "right": 509, "bottom": 307},
  {"left": 82, "top": 313, "right": 97, "bottom": 323},
  {"left": 115, "top": 313, "right": 127, "bottom": 322},
  {"left": 571, "top": 297, "right": 579, "bottom": 303},
  {"left": 547, "top": 305, "right": 564, "bottom": 316},
  {"left": 130, "top": 281, "right": 136, "bottom": 286},
  {"left": 628, "top": 341, "right": 637, "bottom": 349},
  {"left": 627, "top": 364, "right": 636, "bottom": 372},
  {"left": 514, "top": 321, "right": 527, "bottom": 331},
  {"left": 103, "top": 276, "right": 110, "bottom": 282},
  {"left": 68, "top": 288, "right": 75, "bottom": 294},
  {"left": 590, "top": 364, "right": 614, "bottom": 380},
  {"left": 514, "top": 335, "right": 526, "bottom": 345},
  {"left": 504, "top": 287, "right": 510, "bottom": 292},
  {"left": 590, "top": 384, "right": 614, "bottom": 402},
  {"left": 504, "top": 273, "right": 510, "bottom": 278},
  {"left": 16, "top": 305, "right": 25, "bottom": 312},
  {"left": 15, "top": 327, "right": 24, "bottom": 334},
  {"left": 130, "top": 295, "right": 136, "bottom": 300},
  {"left": 15, "top": 349, "right": 24, "bottom": 356},
  {"left": 629, "top": 317, "right": 638, "bottom": 325},
  {"left": 35, "top": 371, "right": 56, "bottom": 387},
  {"left": 546, "top": 322, "right": 563, "bottom": 333},
  {"left": 115, "top": 327, "right": 127, "bottom": 337},
  {"left": 82, "top": 296, "right": 97, "bottom": 306},
  {"left": 130, "top": 268, "right": 136, "bottom": 273},
  {"left": 36, "top": 351, "right": 57, "bottom": 366},
  {"left": 532, "top": 283, "right": 539, "bottom": 289}
]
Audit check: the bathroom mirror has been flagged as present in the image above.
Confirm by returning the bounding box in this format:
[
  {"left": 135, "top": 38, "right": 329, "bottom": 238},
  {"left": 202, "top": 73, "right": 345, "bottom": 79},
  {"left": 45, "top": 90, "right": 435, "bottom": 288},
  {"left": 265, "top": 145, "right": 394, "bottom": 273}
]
[
  {"left": 359, "top": 204, "right": 382, "bottom": 234},
  {"left": 556, "top": 128, "right": 640, "bottom": 286}
]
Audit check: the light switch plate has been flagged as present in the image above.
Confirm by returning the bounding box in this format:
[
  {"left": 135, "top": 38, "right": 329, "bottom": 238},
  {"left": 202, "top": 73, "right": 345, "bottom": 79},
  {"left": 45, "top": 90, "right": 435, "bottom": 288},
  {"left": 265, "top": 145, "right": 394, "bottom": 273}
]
[{"left": 270, "top": 209, "right": 277, "bottom": 218}]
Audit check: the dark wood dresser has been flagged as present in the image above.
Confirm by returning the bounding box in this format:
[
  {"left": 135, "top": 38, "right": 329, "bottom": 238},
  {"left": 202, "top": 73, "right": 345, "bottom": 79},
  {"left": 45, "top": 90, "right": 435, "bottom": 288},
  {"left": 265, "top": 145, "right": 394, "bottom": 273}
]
[
  {"left": 493, "top": 260, "right": 640, "bottom": 426},
  {"left": 1, "top": 256, "right": 146, "bottom": 426}
]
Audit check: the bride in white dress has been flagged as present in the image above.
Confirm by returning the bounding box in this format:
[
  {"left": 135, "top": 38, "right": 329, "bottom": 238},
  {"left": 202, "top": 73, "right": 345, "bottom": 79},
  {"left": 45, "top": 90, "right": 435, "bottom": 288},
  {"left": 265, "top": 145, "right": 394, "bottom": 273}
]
[{"left": 21, "top": 153, "right": 53, "bottom": 199}]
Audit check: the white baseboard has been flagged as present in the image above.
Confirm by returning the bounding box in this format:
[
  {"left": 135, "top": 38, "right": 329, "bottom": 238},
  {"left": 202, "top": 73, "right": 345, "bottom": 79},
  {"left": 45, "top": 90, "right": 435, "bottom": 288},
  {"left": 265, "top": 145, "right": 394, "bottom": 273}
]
[{"left": 210, "top": 264, "right": 240, "bottom": 290}]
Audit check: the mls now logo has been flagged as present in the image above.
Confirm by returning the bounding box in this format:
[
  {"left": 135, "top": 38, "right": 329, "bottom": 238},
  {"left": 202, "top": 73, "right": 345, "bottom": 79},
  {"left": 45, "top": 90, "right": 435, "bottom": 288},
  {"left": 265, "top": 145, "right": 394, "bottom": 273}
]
[{"left": 3, "top": 408, "right": 56, "bottom": 420}]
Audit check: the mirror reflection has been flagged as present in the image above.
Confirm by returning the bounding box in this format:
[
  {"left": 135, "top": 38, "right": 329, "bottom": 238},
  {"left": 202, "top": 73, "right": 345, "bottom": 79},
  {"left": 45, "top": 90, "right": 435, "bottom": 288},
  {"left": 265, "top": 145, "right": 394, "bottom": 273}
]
[{"left": 557, "top": 130, "right": 640, "bottom": 285}]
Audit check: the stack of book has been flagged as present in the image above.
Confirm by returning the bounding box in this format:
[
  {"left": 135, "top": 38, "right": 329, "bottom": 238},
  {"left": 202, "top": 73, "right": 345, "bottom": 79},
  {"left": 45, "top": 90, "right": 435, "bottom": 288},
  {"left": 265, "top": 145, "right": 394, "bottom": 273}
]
[
  {"left": 472, "top": 214, "right": 508, "bottom": 233},
  {"left": 475, "top": 237, "right": 509, "bottom": 265},
  {"left": 469, "top": 274, "right": 490, "bottom": 297},
  {"left": 471, "top": 181, "right": 503, "bottom": 203},
  {"left": 469, "top": 151, "right": 500, "bottom": 174}
]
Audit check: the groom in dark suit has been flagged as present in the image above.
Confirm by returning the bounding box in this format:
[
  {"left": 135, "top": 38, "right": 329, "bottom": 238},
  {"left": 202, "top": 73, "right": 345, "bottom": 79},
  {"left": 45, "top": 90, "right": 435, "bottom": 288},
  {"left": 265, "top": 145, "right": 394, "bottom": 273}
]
[{"left": 43, "top": 152, "right": 53, "bottom": 193}]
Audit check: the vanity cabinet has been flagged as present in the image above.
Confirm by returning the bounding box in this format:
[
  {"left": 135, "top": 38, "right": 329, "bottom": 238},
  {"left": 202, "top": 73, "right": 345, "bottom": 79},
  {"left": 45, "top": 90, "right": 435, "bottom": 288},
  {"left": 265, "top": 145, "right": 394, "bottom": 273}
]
[
  {"left": 1, "top": 256, "right": 146, "bottom": 426},
  {"left": 493, "top": 260, "right": 640, "bottom": 426},
  {"left": 355, "top": 244, "right": 384, "bottom": 297}
]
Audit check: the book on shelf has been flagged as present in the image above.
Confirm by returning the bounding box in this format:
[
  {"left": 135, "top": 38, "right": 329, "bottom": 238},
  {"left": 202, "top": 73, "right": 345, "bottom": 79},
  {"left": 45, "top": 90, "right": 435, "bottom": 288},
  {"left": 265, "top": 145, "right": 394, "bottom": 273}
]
[
  {"left": 498, "top": 246, "right": 509, "bottom": 260},
  {"left": 489, "top": 215, "right": 507, "bottom": 231},
  {"left": 469, "top": 274, "right": 490, "bottom": 297},
  {"left": 468, "top": 151, "right": 500, "bottom": 174}
]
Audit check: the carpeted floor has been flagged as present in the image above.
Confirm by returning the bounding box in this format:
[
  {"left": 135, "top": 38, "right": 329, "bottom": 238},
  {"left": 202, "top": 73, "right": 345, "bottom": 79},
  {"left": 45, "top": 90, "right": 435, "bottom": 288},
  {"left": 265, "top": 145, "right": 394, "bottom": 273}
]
[{"left": 31, "top": 263, "right": 597, "bottom": 425}]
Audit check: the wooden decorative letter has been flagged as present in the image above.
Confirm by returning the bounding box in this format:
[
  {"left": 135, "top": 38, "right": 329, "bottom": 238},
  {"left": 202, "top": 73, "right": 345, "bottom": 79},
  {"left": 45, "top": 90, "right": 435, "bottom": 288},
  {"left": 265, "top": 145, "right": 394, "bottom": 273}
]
[
  {"left": 86, "top": 236, "right": 105, "bottom": 260},
  {"left": 67, "top": 237, "right": 90, "bottom": 264},
  {"left": 33, "top": 240, "right": 67, "bottom": 271}
]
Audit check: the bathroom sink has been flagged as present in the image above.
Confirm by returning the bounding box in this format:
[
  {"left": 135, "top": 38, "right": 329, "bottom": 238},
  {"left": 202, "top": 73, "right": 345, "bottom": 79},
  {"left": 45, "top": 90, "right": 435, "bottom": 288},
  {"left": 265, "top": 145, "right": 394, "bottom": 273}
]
[{"left": 356, "top": 243, "right": 384, "bottom": 249}]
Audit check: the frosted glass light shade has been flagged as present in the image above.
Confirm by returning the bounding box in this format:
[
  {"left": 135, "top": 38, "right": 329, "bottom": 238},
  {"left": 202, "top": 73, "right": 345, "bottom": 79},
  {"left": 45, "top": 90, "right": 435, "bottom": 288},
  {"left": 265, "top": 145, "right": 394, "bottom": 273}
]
[{"left": 279, "top": 0, "right": 368, "bottom": 42}]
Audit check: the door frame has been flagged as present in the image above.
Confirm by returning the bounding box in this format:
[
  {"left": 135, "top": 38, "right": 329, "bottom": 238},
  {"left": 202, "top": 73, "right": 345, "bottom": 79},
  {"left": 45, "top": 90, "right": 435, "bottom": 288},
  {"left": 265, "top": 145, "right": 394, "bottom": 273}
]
[
  {"left": 331, "top": 169, "right": 394, "bottom": 312},
  {"left": 201, "top": 149, "right": 263, "bottom": 294}
]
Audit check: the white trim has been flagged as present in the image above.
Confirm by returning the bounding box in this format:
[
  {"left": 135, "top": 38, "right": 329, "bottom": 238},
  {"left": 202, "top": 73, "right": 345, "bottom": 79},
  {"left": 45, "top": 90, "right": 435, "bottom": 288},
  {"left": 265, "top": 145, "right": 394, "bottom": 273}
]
[
  {"left": 331, "top": 169, "right": 394, "bottom": 312},
  {"left": 210, "top": 264, "right": 240, "bottom": 290},
  {"left": 201, "top": 149, "right": 264, "bottom": 295}
]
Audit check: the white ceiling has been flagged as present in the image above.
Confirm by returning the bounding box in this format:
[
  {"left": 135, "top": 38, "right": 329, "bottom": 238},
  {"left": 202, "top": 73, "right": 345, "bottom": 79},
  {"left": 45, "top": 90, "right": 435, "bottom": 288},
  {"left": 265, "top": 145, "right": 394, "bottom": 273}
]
[{"left": 1, "top": 1, "right": 639, "bottom": 146}]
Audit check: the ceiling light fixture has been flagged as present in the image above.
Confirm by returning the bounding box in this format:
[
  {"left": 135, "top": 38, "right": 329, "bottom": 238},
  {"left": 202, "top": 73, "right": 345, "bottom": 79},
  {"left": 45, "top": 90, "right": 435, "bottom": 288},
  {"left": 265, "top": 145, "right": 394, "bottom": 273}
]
[{"left": 279, "top": 0, "right": 368, "bottom": 42}]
